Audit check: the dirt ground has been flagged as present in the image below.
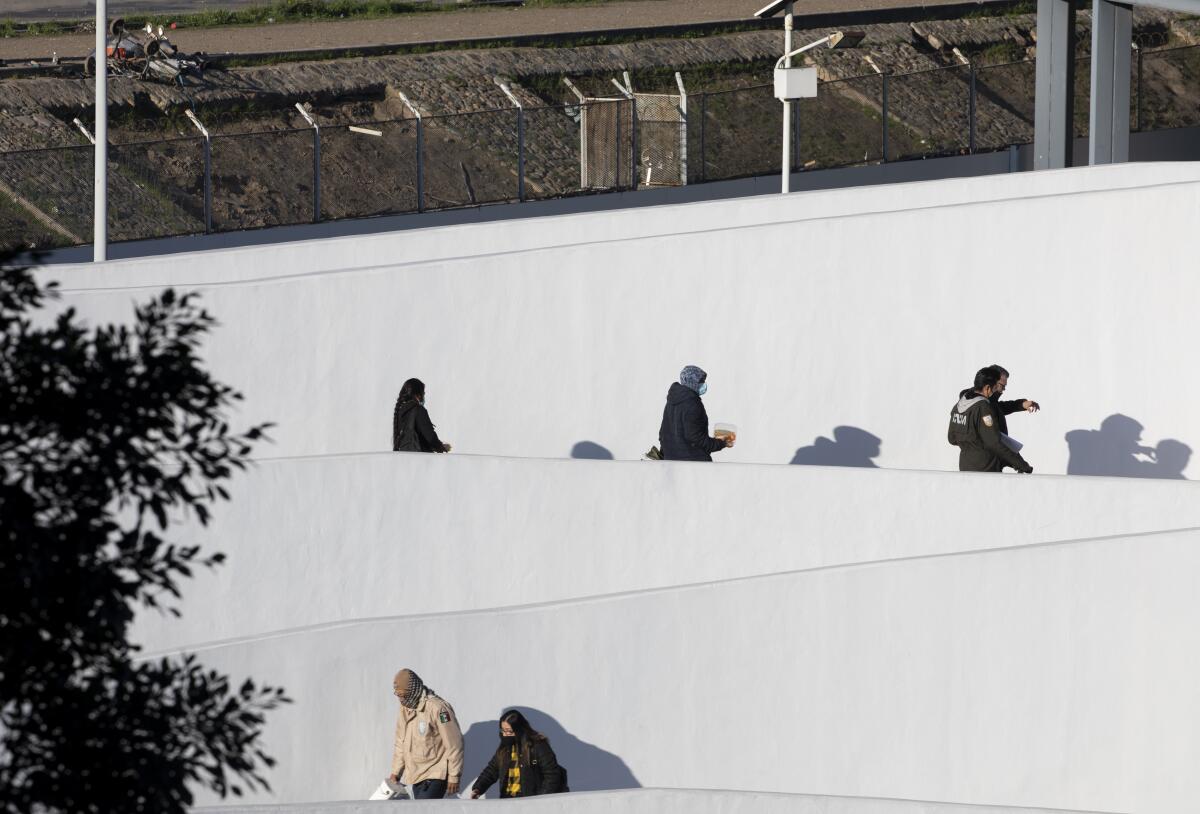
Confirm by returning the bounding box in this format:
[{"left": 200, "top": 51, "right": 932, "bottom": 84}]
[{"left": 0, "top": 0, "right": 1012, "bottom": 61}]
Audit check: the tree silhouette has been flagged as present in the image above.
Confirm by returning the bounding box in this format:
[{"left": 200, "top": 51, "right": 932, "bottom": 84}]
[{"left": 0, "top": 250, "right": 289, "bottom": 813}]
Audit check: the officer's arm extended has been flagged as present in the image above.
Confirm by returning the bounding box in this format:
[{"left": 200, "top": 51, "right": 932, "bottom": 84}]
[{"left": 979, "top": 408, "right": 1032, "bottom": 473}]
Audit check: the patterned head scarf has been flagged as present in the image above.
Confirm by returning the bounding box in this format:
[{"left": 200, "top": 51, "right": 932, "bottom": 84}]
[
  {"left": 679, "top": 365, "right": 707, "bottom": 393},
  {"left": 393, "top": 669, "right": 428, "bottom": 709}
]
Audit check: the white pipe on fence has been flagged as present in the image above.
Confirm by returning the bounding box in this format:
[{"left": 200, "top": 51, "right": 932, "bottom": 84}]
[{"left": 93, "top": 0, "right": 107, "bottom": 262}]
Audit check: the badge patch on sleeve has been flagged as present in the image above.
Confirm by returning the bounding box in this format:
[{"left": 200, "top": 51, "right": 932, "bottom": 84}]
[
  {"left": 982, "top": 415, "right": 994, "bottom": 428},
  {"left": 439, "top": 710, "right": 451, "bottom": 724}
]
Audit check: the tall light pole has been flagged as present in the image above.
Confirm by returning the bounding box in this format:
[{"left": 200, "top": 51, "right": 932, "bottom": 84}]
[
  {"left": 781, "top": 2, "right": 794, "bottom": 194},
  {"left": 94, "top": 0, "right": 107, "bottom": 262},
  {"left": 755, "top": 1, "right": 864, "bottom": 194}
]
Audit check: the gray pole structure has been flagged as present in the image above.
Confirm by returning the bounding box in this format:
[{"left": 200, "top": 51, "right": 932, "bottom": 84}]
[
  {"left": 1033, "top": 0, "right": 1076, "bottom": 170},
  {"left": 93, "top": 0, "right": 107, "bottom": 262},
  {"left": 781, "top": 1, "right": 794, "bottom": 194},
  {"left": 1089, "top": 0, "right": 1132, "bottom": 165}
]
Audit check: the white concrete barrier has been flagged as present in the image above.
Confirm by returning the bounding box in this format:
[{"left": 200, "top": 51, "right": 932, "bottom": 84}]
[
  {"left": 175, "top": 523, "right": 1200, "bottom": 813},
  {"left": 44, "top": 164, "right": 1200, "bottom": 814},
  {"left": 136, "top": 453, "right": 1200, "bottom": 653},
  {"left": 43, "top": 163, "right": 1200, "bottom": 477},
  {"left": 194, "top": 787, "right": 1119, "bottom": 814}
]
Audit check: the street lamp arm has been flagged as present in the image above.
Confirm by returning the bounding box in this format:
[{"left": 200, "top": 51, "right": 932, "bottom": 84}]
[{"left": 774, "top": 34, "right": 835, "bottom": 69}]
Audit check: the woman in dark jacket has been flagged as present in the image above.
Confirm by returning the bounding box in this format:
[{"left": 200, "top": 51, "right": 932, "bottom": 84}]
[
  {"left": 391, "top": 378, "right": 451, "bottom": 453},
  {"left": 658, "top": 365, "right": 733, "bottom": 461},
  {"left": 469, "top": 710, "right": 565, "bottom": 798}
]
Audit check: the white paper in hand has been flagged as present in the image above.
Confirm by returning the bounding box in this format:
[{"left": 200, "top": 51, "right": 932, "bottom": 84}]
[
  {"left": 457, "top": 775, "right": 484, "bottom": 799},
  {"left": 1000, "top": 433, "right": 1023, "bottom": 453},
  {"left": 367, "top": 779, "right": 408, "bottom": 800}
]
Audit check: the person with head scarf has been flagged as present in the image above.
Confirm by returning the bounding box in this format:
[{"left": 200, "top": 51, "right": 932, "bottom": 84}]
[
  {"left": 387, "top": 669, "right": 464, "bottom": 799},
  {"left": 469, "top": 710, "right": 566, "bottom": 798},
  {"left": 657, "top": 365, "right": 734, "bottom": 462}
]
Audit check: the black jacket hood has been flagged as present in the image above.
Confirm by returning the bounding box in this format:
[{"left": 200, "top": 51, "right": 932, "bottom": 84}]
[{"left": 667, "top": 381, "right": 700, "bottom": 405}]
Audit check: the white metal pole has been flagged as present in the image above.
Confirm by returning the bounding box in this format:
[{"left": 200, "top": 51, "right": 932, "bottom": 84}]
[
  {"left": 675, "top": 71, "right": 688, "bottom": 186},
  {"left": 781, "top": 2, "right": 794, "bottom": 194},
  {"left": 563, "top": 78, "right": 587, "bottom": 190},
  {"left": 93, "top": 0, "right": 107, "bottom": 262}
]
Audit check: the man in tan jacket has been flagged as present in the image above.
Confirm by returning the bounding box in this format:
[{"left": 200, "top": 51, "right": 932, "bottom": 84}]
[{"left": 388, "top": 668, "right": 465, "bottom": 799}]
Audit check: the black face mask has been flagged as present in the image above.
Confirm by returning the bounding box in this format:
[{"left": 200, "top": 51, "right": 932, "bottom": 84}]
[{"left": 500, "top": 735, "right": 517, "bottom": 747}]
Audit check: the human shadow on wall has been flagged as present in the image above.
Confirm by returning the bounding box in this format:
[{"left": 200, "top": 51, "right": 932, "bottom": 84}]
[
  {"left": 1065, "top": 414, "right": 1191, "bottom": 479},
  {"left": 460, "top": 707, "right": 639, "bottom": 794},
  {"left": 790, "top": 426, "right": 882, "bottom": 468},
  {"left": 570, "top": 441, "right": 614, "bottom": 460}
]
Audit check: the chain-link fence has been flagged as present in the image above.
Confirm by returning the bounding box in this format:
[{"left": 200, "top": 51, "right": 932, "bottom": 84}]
[
  {"left": 796, "top": 73, "right": 887, "bottom": 169},
  {"left": 0, "top": 144, "right": 92, "bottom": 249},
  {"left": 3, "top": 43, "right": 1198, "bottom": 252},
  {"left": 109, "top": 137, "right": 206, "bottom": 241},
  {"left": 581, "top": 98, "right": 635, "bottom": 190},
  {"left": 1136, "top": 45, "right": 1200, "bottom": 131},
  {"left": 636, "top": 93, "right": 686, "bottom": 187},
  {"left": 523, "top": 104, "right": 583, "bottom": 199},
  {"left": 319, "top": 119, "right": 419, "bottom": 221},
  {"left": 211, "top": 129, "right": 316, "bottom": 232}
]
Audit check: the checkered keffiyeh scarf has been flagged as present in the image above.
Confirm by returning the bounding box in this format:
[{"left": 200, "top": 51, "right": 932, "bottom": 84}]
[{"left": 397, "top": 670, "right": 434, "bottom": 709}]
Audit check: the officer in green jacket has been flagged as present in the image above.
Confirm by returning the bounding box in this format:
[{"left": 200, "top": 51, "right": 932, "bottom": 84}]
[{"left": 948, "top": 366, "right": 1034, "bottom": 473}]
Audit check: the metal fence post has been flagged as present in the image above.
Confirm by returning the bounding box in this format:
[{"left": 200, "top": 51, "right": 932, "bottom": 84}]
[
  {"left": 185, "top": 110, "right": 212, "bottom": 234},
  {"left": 518, "top": 107, "right": 525, "bottom": 201},
  {"left": 675, "top": 71, "right": 688, "bottom": 185},
  {"left": 563, "top": 78, "right": 587, "bottom": 189},
  {"left": 496, "top": 80, "right": 525, "bottom": 202},
  {"left": 614, "top": 100, "right": 622, "bottom": 189},
  {"left": 793, "top": 100, "right": 801, "bottom": 171},
  {"left": 295, "top": 103, "right": 320, "bottom": 223},
  {"left": 416, "top": 120, "right": 425, "bottom": 212},
  {"left": 625, "top": 71, "right": 638, "bottom": 190},
  {"left": 969, "top": 62, "right": 977, "bottom": 154},
  {"left": 882, "top": 73, "right": 890, "bottom": 161},
  {"left": 398, "top": 91, "right": 424, "bottom": 213},
  {"left": 611, "top": 75, "right": 637, "bottom": 189},
  {"left": 630, "top": 97, "right": 639, "bottom": 190},
  {"left": 1135, "top": 45, "right": 1143, "bottom": 132}
]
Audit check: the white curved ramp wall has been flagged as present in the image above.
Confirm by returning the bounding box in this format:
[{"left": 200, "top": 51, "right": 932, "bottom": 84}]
[
  {"left": 44, "top": 163, "right": 1200, "bottom": 813},
  {"left": 48, "top": 163, "right": 1200, "bottom": 477},
  {"left": 197, "top": 788, "right": 1111, "bottom": 814},
  {"left": 134, "top": 454, "right": 1200, "bottom": 653},
  {"left": 171, "top": 516, "right": 1200, "bottom": 814}
]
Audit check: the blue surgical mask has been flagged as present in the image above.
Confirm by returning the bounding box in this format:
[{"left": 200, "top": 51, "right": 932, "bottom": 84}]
[{"left": 698, "top": 383, "right": 708, "bottom": 396}]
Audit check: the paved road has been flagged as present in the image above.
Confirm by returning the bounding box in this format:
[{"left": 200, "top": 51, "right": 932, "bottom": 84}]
[{"left": 1, "top": 0, "right": 1011, "bottom": 61}]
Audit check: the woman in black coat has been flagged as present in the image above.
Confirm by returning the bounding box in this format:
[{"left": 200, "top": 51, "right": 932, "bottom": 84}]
[
  {"left": 658, "top": 365, "right": 733, "bottom": 461},
  {"left": 469, "top": 710, "right": 566, "bottom": 798},
  {"left": 391, "top": 378, "right": 451, "bottom": 453}
]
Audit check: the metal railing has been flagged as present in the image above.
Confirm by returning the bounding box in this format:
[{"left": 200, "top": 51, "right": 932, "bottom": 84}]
[{"left": 1, "top": 43, "right": 1197, "bottom": 251}]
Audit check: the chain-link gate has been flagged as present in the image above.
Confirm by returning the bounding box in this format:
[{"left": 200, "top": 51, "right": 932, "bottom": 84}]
[
  {"left": 635, "top": 93, "right": 686, "bottom": 187},
  {"left": 580, "top": 97, "right": 634, "bottom": 190}
]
